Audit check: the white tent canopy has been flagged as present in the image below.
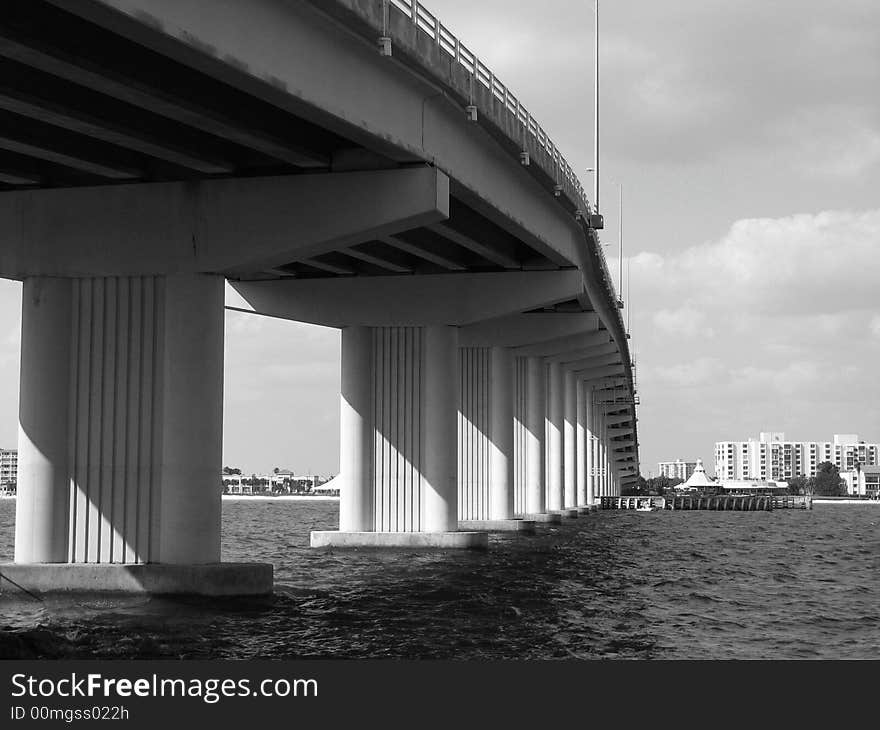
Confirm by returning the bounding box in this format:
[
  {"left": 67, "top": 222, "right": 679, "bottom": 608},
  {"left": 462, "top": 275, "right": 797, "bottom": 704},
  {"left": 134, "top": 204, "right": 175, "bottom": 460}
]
[{"left": 677, "top": 459, "right": 716, "bottom": 490}]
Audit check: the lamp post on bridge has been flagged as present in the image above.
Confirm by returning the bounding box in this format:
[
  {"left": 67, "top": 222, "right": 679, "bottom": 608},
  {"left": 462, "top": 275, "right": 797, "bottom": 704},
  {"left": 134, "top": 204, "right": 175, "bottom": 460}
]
[{"left": 593, "top": 0, "right": 600, "bottom": 216}]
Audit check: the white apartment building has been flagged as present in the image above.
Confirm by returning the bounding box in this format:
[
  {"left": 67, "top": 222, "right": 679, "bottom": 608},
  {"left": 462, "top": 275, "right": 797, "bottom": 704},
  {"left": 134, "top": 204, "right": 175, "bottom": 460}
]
[
  {"left": 658, "top": 459, "right": 698, "bottom": 481},
  {"left": 841, "top": 465, "right": 880, "bottom": 498},
  {"left": 715, "top": 432, "right": 879, "bottom": 481},
  {"left": 0, "top": 448, "right": 17, "bottom": 485}
]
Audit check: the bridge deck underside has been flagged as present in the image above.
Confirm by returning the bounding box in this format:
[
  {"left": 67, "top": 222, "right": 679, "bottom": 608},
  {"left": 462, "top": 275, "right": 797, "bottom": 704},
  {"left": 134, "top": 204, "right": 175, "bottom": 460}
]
[{"left": 0, "top": 0, "right": 571, "bottom": 282}]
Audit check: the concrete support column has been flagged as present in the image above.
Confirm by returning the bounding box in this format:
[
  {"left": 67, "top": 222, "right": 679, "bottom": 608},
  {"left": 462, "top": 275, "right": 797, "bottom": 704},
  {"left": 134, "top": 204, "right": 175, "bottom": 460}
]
[
  {"left": 546, "top": 362, "right": 564, "bottom": 512},
  {"left": 339, "top": 326, "right": 374, "bottom": 532},
  {"left": 7, "top": 274, "right": 271, "bottom": 595},
  {"left": 596, "top": 408, "right": 605, "bottom": 498},
  {"left": 601, "top": 412, "right": 609, "bottom": 497},
  {"left": 576, "top": 379, "right": 587, "bottom": 507},
  {"left": 488, "top": 347, "right": 514, "bottom": 520},
  {"left": 15, "top": 278, "right": 74, "bottom": 563},
  {"left": 16, "top": 274, "right": 225, "bottom": 565},
  {"left": 315, "top": 326, "right": 485, "bottom": 548},
  {"left": 423, "top": 325, "right": 459, "bottom": 533},
  {"left": 563, "top": 370, "right": 577, "bottom": 509},
  {"left": 585, "top": 386, "right": 595, "bottom": 505},
  {"left": 524, "top": 356, "right": 546, "bottom": 514}
]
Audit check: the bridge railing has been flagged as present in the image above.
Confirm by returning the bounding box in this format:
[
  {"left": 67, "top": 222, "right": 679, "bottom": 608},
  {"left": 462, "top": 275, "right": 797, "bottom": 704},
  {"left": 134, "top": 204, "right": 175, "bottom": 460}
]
[
  {"left": 387, "top": 1, "right": 595, "bottom": 225},
  {"left": 385, "top": 0, "right": 622, "bottom": 341}
]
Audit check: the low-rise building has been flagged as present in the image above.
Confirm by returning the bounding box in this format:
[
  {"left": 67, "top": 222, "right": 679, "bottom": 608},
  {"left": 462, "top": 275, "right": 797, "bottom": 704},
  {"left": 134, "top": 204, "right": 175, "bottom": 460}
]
[
  {"left": 221, "top": 471, "right": 329, "bottom": 495},
  {"left": 719, "top": 479, "right": 788, "bottom": 494},
  {"left": 841, "top": 465, "right": 880, "bottom": 498}
]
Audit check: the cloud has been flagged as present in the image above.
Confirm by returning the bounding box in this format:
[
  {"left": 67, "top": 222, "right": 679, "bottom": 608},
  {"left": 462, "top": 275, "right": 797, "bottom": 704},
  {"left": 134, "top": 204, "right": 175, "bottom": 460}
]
[
  {"left": 634, "top": 208, "right": 880, "bottom": 318},
  {"left": 653, "top": 357, "right": 725, "bottom": 387},
  {"left": 652, "top": 306, "right": 712, "bottom": 338},
  {"left": 730, "top": 362, "right": 821, "bottom": 396}
]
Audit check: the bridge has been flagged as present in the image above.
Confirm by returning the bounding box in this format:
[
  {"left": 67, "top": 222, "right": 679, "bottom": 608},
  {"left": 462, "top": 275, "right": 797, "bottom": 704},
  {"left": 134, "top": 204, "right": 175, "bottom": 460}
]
[{"left": 0, "top": 0, "right": 638, "bottom": 594}]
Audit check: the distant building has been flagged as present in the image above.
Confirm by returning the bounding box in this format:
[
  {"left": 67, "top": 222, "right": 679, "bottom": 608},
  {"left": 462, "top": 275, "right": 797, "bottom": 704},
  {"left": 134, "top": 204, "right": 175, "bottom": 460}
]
[
  {"left": 658, "top": 459, "right": 697, "bottom": 482},
  {"left": 221, "top": 471, "right": 329, "bottom": 495},
  {"left": 841, "top": 465, "right": 880, "bottom": 498},
  {"left": 719, "top": 479, "right": 788, "bottom": 494},
  {"left": 715, "top": 432, "right": 879, "bottom": 482},
  {"left": 0, "top": 448, "right": 17, "bottom": 487}
]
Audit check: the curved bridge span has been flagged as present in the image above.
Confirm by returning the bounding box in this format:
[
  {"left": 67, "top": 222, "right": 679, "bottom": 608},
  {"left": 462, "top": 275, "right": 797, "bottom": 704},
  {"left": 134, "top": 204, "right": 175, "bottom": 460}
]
[{"left": 0, "top": 0, "right": 638, "bottom": 593}]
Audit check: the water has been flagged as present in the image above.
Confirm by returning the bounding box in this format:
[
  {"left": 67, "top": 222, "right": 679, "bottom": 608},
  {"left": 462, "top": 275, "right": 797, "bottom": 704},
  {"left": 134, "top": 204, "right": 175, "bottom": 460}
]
[{"left": 1, "top": 499, "right": 879, "bottom": 659}]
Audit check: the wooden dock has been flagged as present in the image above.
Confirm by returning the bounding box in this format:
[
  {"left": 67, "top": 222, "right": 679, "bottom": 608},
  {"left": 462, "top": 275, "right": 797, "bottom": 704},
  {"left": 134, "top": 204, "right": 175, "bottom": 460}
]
[{"left": 602, "top": 495, "right": 812, "bottom": 511}]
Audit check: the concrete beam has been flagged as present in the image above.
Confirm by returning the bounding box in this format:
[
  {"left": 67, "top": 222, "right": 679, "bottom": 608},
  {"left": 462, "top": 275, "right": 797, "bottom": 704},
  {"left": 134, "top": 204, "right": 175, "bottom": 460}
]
[
  {"left": 231, "top": 269, "right": 585, "bottom": 328},
  {"left": 606, "top": 414, "right": 635, "bottom": 427},
  {"left": 0, "top": 84, "right": 232, "bottom": 174},
  {"left": 609, "top": 429, "right": 635, "bottom": 440},
  {"left": 513, "top": 330, "right": 611, "bottom": 359},
  {"left": 378, "top": 234, "right": 467, "bottom": 271},
  {"left": 0, "top": 23, "right": 327, "bottom": 168},
  {"left": 574, "top": 364, "right": 626, "bottom": 380},
  {"left": 427, "top": 222, "right": 519, "bottom": 269},
  {"left": 459, "top": 312, "right": 598, "bottom": 348},
  {"left": 544, "top": 342, "right": 617, "bottom": 365},
  {"left": 561, "top": 351, "right": 623, "bottom": 371},
  {"left": 0, "top": 167, "right": 449, "bottom": 278},
  {"left": 341, "top": 246, "right": 413, "bottom": 273}
]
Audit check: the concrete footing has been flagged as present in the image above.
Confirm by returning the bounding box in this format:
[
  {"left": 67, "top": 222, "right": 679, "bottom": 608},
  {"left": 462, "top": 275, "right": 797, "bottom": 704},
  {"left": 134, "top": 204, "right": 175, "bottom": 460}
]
[
  {"left": 555, "top": 509, "right": 579, "bottom": 519},
  {"left": 0, "top": 562, "right": 273, "bottom": 596},
  {"left": 459, "top": 519, "right": 536, "bottom": 534},
  {"left": 577, "top": 505, "right": 600, "bottom": 515},
  {"left": 310, "top": 531, "right": 489, "bottom": 549},
  {"left": 518, "top": 512, "right": 563, "bottom": 524}
]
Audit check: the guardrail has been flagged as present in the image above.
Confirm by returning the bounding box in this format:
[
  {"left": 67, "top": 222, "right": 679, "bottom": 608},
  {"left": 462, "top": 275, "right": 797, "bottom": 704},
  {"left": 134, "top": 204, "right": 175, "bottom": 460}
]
[
  {"left": 388, "top": 0, "right": 588, "bottom": 211},
  {"left": 386, "top": 1, "right": 594, "bottom": 217}
]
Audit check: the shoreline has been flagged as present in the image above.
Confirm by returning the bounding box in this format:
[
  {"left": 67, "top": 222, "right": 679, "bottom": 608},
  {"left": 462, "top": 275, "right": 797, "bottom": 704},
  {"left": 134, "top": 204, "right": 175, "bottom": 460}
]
[
  {"left": 812, "top": 498, "right": 880, "bottom": 505},
  {"left": 221, "top": 494, "right": 339, "bottom": 502}
]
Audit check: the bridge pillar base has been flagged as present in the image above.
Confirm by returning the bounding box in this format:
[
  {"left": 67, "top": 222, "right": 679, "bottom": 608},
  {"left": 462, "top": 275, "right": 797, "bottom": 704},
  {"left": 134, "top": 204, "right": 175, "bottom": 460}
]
[
  {"left": 517, "top": 512, "right": 563, "bottom": 524},
  {"left": 554, "top": 509, "right": 579, "bottom": 519},
  {"left": 459, "top": 519, "right": 535, "bottom": 534},
  {"left": 0, "top": 563, "right": 273, "bottom": 596},
  {"left": 310, "top": 531, "right": 488, "bottom": 550}
]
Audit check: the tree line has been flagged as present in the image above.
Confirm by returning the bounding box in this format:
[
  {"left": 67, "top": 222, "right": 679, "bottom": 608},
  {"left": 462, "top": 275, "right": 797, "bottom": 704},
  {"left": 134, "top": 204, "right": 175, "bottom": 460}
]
[{"left": 624, "top": 461, "right": 847, "bottom": 497}]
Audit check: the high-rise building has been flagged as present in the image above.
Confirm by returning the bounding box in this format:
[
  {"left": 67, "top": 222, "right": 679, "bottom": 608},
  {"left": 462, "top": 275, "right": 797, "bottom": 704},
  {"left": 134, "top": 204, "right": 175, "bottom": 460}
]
[
  {"left": 658, "top": 459, "right": 698, "bottom": 481},
  {"left": 0, "top": 448, "right": 17, "bottom": 486},
  {"left": 715, "top": 433, "right": 878, "bottom": 481}
]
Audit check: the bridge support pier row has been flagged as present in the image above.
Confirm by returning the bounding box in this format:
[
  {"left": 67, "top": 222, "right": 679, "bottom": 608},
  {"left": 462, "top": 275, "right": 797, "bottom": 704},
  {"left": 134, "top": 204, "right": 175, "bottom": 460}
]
[
  {"left": 576, "top": 379, "right": 587, "bottom": 508},
  {"left": 590, "top": 398, "right": 604, "bottom": 502},
  {"left": 2, "top": 274, "right": 272, "bottom": 596},
  {"left": 599, "top": 410, "right": 609, "bottom": 498},
  {"left": 457, "top": 347, "right": 534, "bottom": 534},
  {"left": 311, "top": 326, "right": 488, "bottom": 549}
]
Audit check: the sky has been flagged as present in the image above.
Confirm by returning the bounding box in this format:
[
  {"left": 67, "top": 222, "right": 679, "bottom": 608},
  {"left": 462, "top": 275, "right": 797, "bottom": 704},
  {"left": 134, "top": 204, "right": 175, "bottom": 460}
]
[{"left": 1, "top": 0, "right": 879, "bottom": 476}]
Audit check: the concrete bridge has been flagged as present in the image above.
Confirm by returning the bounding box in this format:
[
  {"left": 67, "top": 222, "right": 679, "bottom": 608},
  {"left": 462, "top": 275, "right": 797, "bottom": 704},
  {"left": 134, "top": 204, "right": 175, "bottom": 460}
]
[{"left": 0, "top": 0, "right": 638, "bottom": 594}]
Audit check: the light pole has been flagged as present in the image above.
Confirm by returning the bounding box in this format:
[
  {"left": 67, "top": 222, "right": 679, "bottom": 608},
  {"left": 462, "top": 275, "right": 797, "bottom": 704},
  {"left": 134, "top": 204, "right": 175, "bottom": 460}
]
[
  {"left": 617, "top": 182, "right": 623, "bottom": 306},
  {"left": 593, "top": 0, "right": 600, "bottom": 215}
]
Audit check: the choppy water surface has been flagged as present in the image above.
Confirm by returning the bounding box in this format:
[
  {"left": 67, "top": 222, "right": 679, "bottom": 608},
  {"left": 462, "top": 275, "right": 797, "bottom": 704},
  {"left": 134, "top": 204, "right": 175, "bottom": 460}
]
[{"left": 2, "top": 499, "right": 879, "bottom": 659}]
